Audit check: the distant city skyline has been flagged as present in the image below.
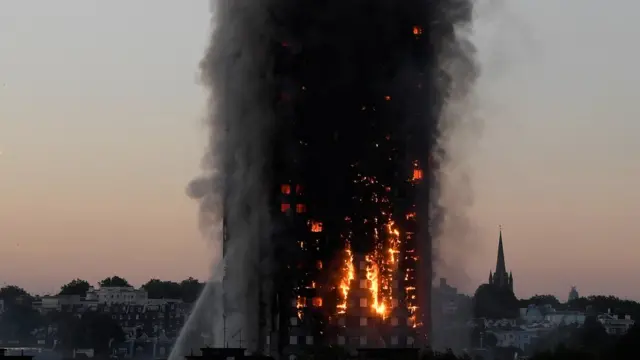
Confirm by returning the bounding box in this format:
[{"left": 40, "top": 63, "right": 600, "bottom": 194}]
[{"left": 0, "top": 0, "right": 638, "bottom": 300}]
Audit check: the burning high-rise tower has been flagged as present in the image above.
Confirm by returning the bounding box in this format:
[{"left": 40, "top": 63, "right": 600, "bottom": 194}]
[{"left": 181, "top": 0, "right": 477, "bottom": 358}]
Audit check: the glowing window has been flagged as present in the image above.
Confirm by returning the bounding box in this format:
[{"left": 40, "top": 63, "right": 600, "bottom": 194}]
[
  {"left": 281, "top": 203, "right": 290, "bottom": 212},
  {"left": 310, "top": 220, "right": 322, "bottom": 232},
  {"left": 281, "top": 184, "right": 291, "bottom": 194},
  {"left": 316, "top": 260, "right": 323, "bottom": 270},
  {"left": 295, "top": 184, "right": 303, "bottom": 194},
  {"left": 413, "top": 169, "right": 423, "bottom": 180},
  {"left": 359, "top": 279, "right": 367, "bottom": 289},
  {"left": 296, "top": 204, "right": 306, "bottom": 213},
  {"left": 359, "top": 261, "right": 366, "bottom": 270},
  {"left": 360, "top": 298, "right": 368, "bottom": 308},
  {"left": 312, "top": 297, "right": 323, "bottom": 307},
  {"left": 413, "top": 26, "right": 423, "bottom": 35},
  {"left": 392, "top": 299, "right": 399, "bottom": 307},
  {"left": 359, "top": 336, "right": 367, "bottom": 346},
  {"left": 384, "top": 95, "right": 391, "bottom": 101}
]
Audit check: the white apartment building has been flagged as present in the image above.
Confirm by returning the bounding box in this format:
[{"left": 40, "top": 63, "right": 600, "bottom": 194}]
[
  {"left": 86, "top": 286, "right": 148, "bottom": 305},
  {"left": 597, "top": 313, "right": 635, "bottom": 335},
  {"left": 490, "top": 328, "right": 539, "bottom": 351},
  {"left": 545, "top": 311, "right": 585, "bottom": 326}
]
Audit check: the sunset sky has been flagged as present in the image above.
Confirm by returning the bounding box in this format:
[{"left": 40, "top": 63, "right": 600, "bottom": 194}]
[{"left": 0, "top": 0, "right": 638, "bottom": 300}]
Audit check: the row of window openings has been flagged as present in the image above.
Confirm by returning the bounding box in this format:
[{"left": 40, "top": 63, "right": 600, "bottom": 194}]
[
  {"left": 291, "top": 316, "right": 412, "bottom": 327},
  {"left": 288, "top": 335, "right": 414, "bottom": 346},
  {"left": 291, "top": 294, "right": 402, "bottom": 310},
  {"left": 281, "top": 184, "right": 303, "bottom": 195},
  {"left": 281, "top": 203, "right": 306, "bottom": 213},
  {"left": 102, "top": 294, "right": 137, "bottom": 299}
]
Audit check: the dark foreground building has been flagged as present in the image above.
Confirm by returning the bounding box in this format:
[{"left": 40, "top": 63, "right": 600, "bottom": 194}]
[
  {"left": 0, "top": 349, "right": 34, "bottom": 360},
  {"left": 213, "top": 0, "right": 474, "bottom": 358}
]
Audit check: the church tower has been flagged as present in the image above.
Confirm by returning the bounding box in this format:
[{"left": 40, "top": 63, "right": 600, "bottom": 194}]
[{"left": 489, "top": 228, "right": 514, "bottom": 292}]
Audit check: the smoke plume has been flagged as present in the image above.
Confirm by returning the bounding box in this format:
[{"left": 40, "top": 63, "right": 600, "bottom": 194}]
[
  {"left": 431, "top": 0, "right": 481, "bottom": 288},
  {"left": 172, "top": 0, "right": 480, "bottom": 357},
  {"left": 172, "top": 1, "right": 278, "bottom": 357}
]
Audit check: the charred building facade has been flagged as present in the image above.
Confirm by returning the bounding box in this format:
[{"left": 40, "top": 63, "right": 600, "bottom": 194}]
[
  {"left": 265, "top": 1, "right": 442, "bottom": 355},
  {"left": 213, "top": 0, "right": 474, "bottom": 357}
]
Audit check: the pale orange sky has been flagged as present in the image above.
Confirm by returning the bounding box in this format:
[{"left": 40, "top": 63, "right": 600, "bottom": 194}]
[{"left": 0, "top": 0, "right": 639, "bottom": 300}]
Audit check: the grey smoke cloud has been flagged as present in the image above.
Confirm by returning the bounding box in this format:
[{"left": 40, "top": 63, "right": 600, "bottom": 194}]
[{"left": 172, "top": 0, "right": 277, "bottom": 356}]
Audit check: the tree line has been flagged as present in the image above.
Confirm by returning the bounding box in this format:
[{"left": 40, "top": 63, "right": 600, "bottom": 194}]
[
  {"left": 473, "top": 283, "right": 640, "bottom": 321},
  {"left": 2, "top": 276, "right": 206, "bottom": 303}
]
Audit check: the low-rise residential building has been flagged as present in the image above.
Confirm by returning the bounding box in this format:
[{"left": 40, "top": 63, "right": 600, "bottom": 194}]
[
  {"left": 520, "top": 306, "right": 544, "bottom": 324},
  {"left": 490, "top": 328, "right": 539, "bottom": 351},
  {"left": 544, "top": 310, "right": 585, "bottom": 326},
  {"left": 85, "top": 286, "right": 148, "bottom": 305},
  {"left": 597, "top": 312, "right": 635, "bottom": 335},
  {"left": 520, "top": 305, "right": 585, "bottom": 327}
]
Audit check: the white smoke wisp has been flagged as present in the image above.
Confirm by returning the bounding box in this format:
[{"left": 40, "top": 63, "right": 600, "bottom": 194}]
[
  {"left": 170, "top": 0, "right": 276, "bottom": 358},
  {"left": 430, "top": 0, "right": 481, "bottom": 292},
  {"left": 433, "top": 0, "right": 533, "bottom": 292}
]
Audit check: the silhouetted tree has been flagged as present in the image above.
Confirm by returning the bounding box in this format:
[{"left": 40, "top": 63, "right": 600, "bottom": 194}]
[
  {"left": 99, "top": 276, "right": 131, "bottom": 288},
  {"left": 57, "top": 312, "right": 124, "bottom": 353},
  {"left": 0, "top": 286, "right": 43, "bottom": 341},
  {"left": 521, "top": 294, "right": 561, "bottom": 308},
  {"left": 141, "top": 278, "right": 203, "bottom": 302},
  {"left": 59, "top": 279, "right": 91, "bottom": 296},
  {"left": 610, "top": 324, "right": 640, "bottom": 359},
  {"left": 484, "top": 332, "right": 498, "bottom": 348},
  {"left": 566, "top": 295, "right": 640, "bottom": 320},
  {"left": 180, "top": 277, "right": 204, "bottom": 303},
  {"left": 142, "top": 279, "right": 182, "bottom": 299},
  {"left": 473, "top": 284, "right": 519, "bottom": 319},
  {"left": 0, "top": 285, "right": 30, "bottom": 305}
]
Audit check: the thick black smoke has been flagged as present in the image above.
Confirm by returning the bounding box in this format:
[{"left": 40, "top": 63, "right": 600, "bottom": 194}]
[{"left": 176, "top": 0, "right": 478, "bottom": 356}]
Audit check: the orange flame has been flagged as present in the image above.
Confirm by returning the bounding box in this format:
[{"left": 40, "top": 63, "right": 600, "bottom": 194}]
[
  {"left": 296, "top": 296, "right": 305, "bottom": 320},
  {"left": 309, "top": 220, "right": 323, "bottom": 232},
  {"left": 366, "top": 255, "right": 387, "bottom": 317},
  {"left": 412, "top": 168, "right": 423, "bottom": 181},
  {"left": 337, "top": 246, "right": 355, "bottom": 314}
]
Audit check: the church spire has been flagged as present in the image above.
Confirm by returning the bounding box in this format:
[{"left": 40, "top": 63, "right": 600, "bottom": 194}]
[{"left": 495, "top": 226, "right": 506, "bottom": 277}]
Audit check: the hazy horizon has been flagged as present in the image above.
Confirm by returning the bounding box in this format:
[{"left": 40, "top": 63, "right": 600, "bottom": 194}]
[{"left": 1, "top": 0, "right": 638, "bottom": 301}]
